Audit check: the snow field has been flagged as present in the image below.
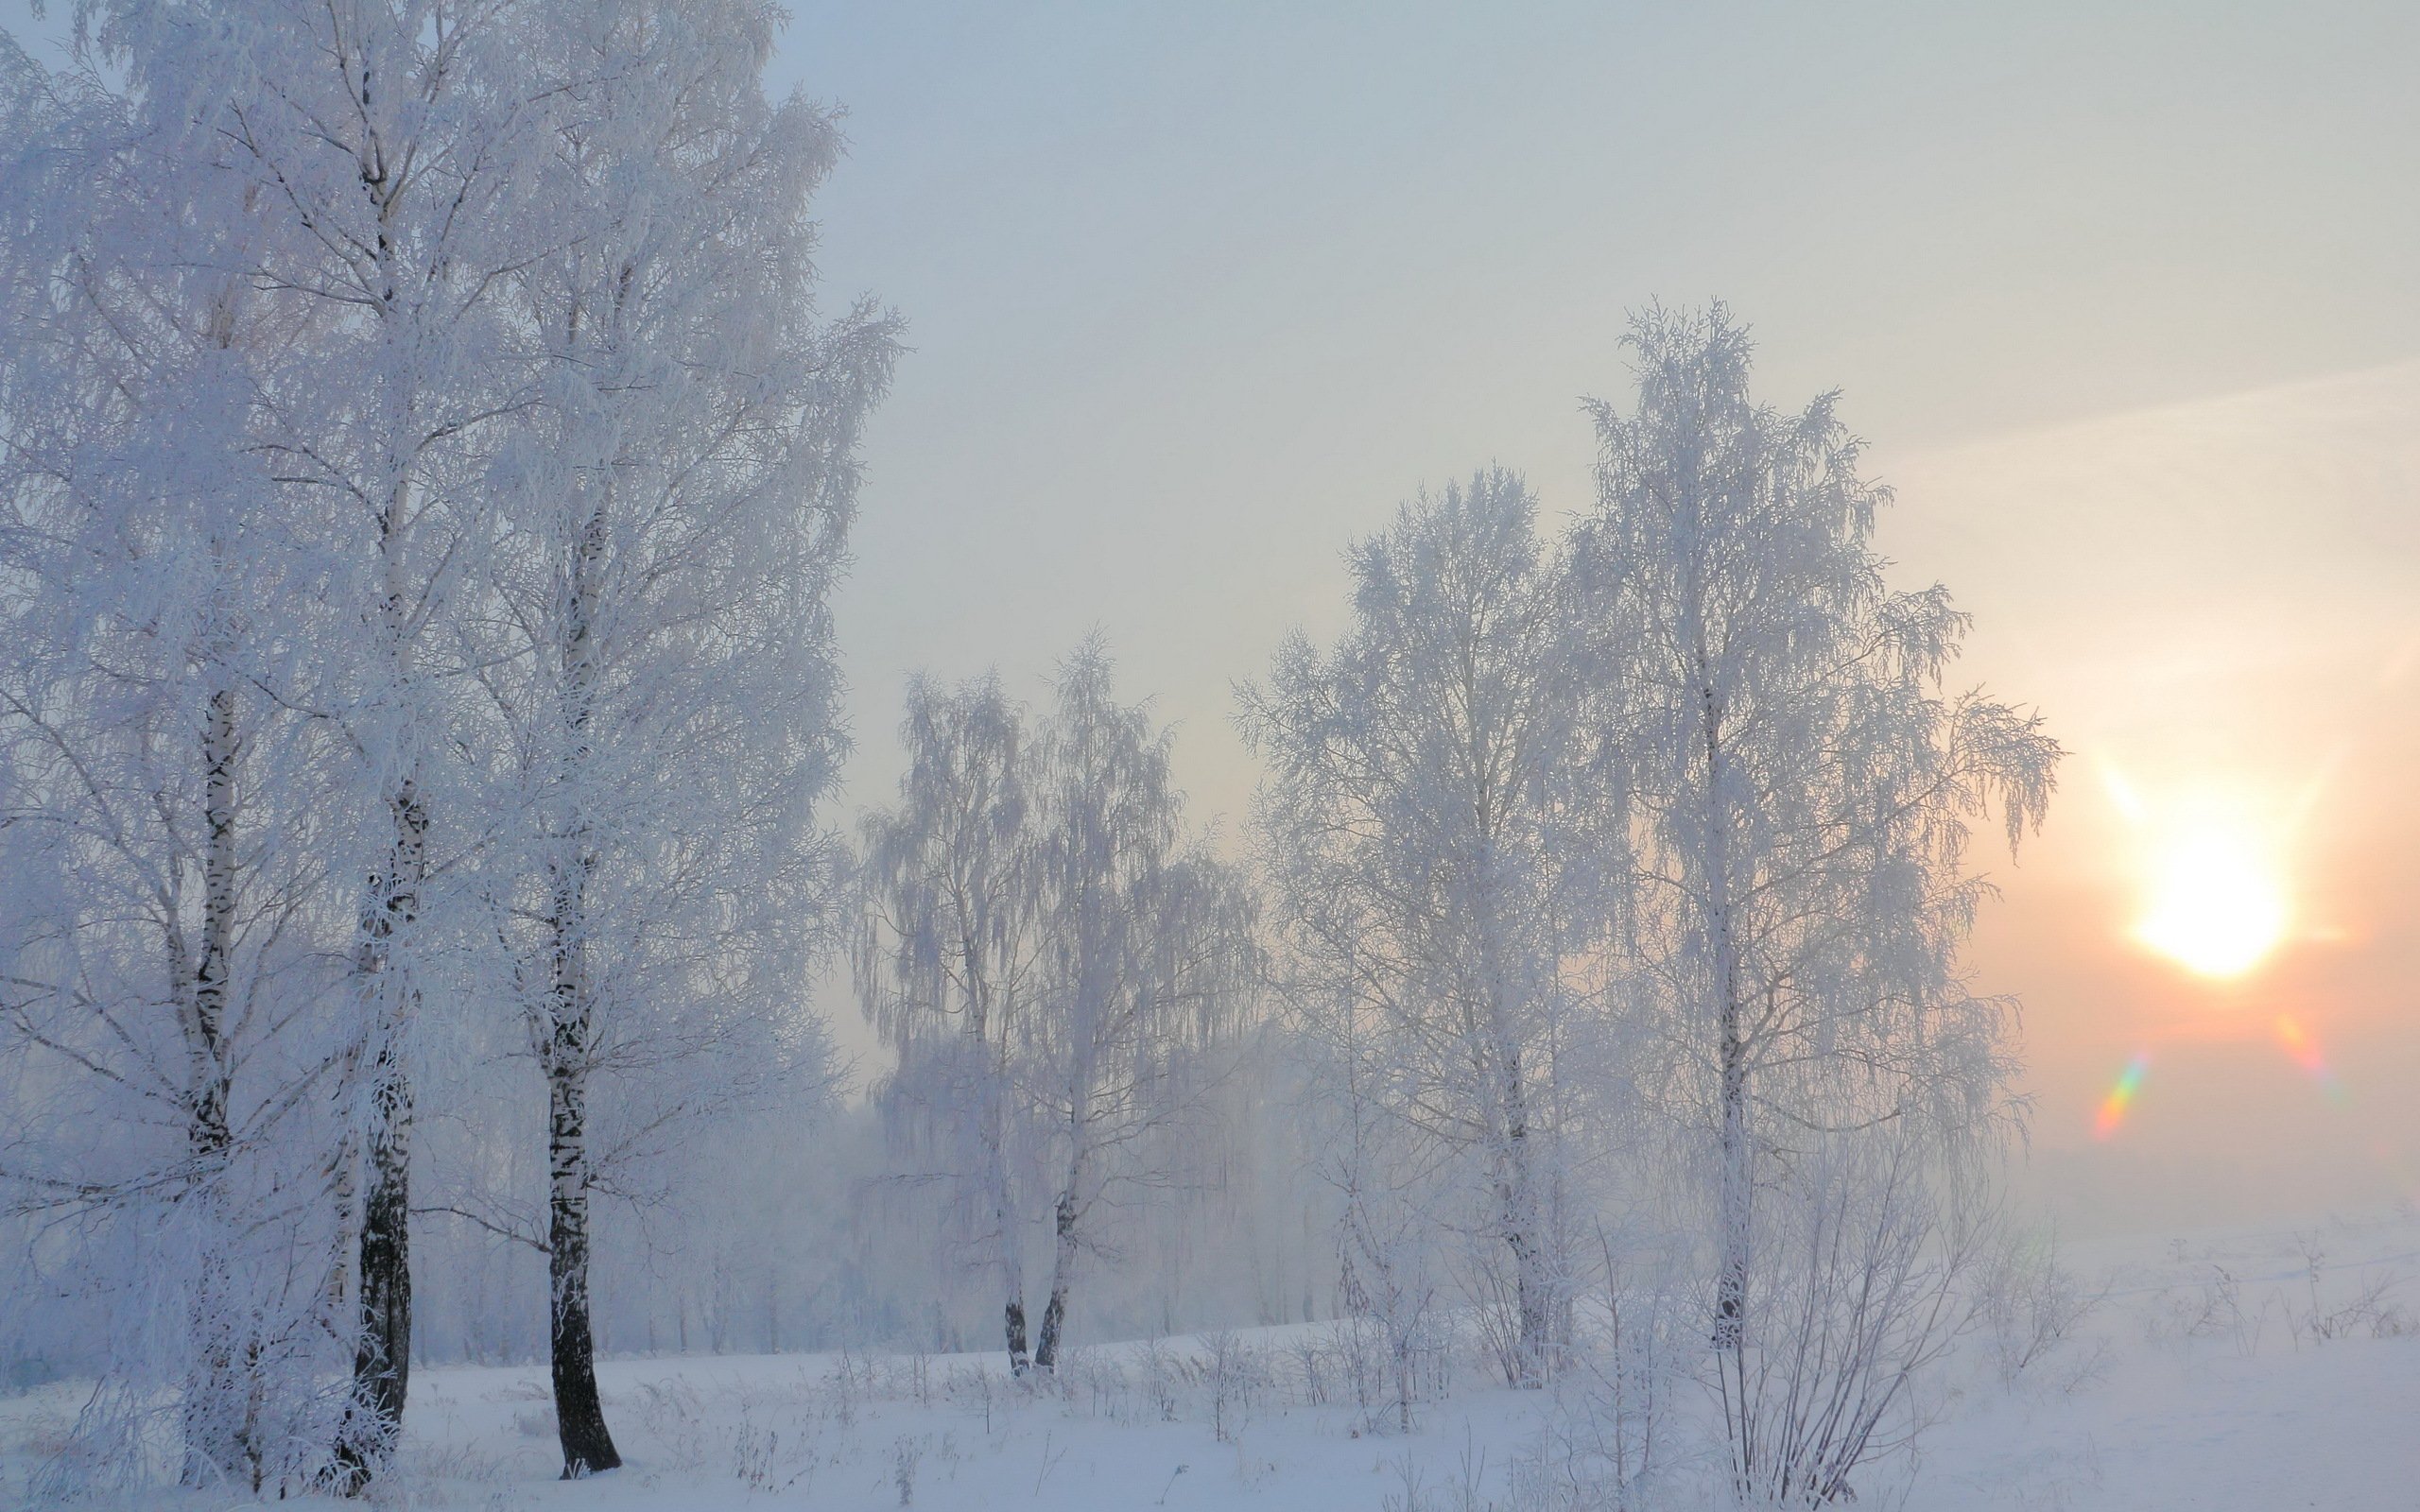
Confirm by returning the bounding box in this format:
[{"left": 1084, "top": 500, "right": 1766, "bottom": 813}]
[{"left": 6, "top": 1208, "right": 2410, "bottom": 1511}]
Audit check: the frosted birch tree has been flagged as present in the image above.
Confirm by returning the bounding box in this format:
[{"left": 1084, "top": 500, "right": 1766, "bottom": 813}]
[
  {"left": 1241, "top": 471, "right": 1579, "bottom": 1386},
  {"left": 1567, "top": 304, "right": 2057, "bottom": 1500},
  {"left": 0, "top": 37, "right": 352, "bottom": 1490},
  {"left": 1024, "top": 641, "right": 1258, "bottom": 1372},
  {"left": 466, "top": 4, "right": 894, "bottom": 1473},
  {"left": 856, "top": 674, "right": 1042, "bottom": 1372}
]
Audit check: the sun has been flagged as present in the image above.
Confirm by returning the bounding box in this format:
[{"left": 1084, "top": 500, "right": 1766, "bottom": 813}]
[{"left": 2132, "top": 826, "right": 2289, "bottom": 979}]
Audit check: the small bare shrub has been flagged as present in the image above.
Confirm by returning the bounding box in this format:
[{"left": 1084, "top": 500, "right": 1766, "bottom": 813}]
[
  {"left": 1062, "top": 1345, "right": 1130, "bottom": 1419},
  {"left": 1512, "top": 1234, "right": 1691, "bottom": 1512},
  {"left": 1203, "top": 1329, "right": 1272, "bottom": 1442},
  {"left": 822, "top": 1351, "right": 867, "bottom": 1429},
  {"left": 1980, "top": 1230, "right": 2109, "bottom": 1391},
  {"left": 1288, "top": 1331, "right": 1334, "bottom": 1405},
  {"left": 2147, "top": 1263, "right": 2267, "bottom": 1356},
  {"left": 1381, "top": 1450, "right": 1432, "bottom": 1512},
  {"left": 726, "top": 1405, "right": 812, "bottom": 1493},
  {"left": 945, "top": 1359, "right": 998, "bottom": 1433},
  {"left": 1716, "top": 1134, "right": 1985, "bottom": 1508},
  {"left": 890, "top": 1348, "right": 935, "bottom": 1408},
  {"left": 2290, "top": 1237, "right": 2412, "bottom": 1346},
  {"left": 633, "top": 1378, "right": 708, "bottom": 1469},
  {"left": 1137, "top": 1336, "right": 1194, "bottom": 1423}
]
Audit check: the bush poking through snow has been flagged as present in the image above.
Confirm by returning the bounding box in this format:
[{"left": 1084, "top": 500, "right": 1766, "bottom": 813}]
[
  {"left": 2290, "top": 1236, "right": 2412, "bottom": 1347},
  {"left": 1202, "top": 1329, "right": 1273, "bottom": 1443},
  {"left": 1715, "top": 1135, "right": 1985, "bottom": 1508},
  {"left": 1980, "top": 1229, "right": 2111, "bottom": 1392}
]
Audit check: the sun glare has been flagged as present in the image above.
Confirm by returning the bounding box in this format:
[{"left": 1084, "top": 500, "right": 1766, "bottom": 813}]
[{"left": 2132, "top": 827, "right": 2290, "bottom": 979}]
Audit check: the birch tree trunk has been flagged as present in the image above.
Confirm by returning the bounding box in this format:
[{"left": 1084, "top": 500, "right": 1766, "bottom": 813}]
[
  {"left": 975, "top": 985, "right": 1030, "bottom": 1373},
  {"left": 544, "top": 954, "right": 617, "bottom": 1475},
  {"left": 1698, "top": 649, "right": 1752, "bottom": 1405},
  {"left": 337, "top": 469, "right": 425, "bottom": 1491},
  {"left": 192, "top": 682, "right": 239, "bottom": 1166},
  {"left": 1033, "top": 1067, "right": 1093, "bottom": 1375},
  {"left": 1495, "top": 1052, "right": 1550, "bottom": 1385},
  {"left": 182, "top": 679, "right": 248, "bottom": 1486},
  {"left": 337, "top": 778, "right": 422, "bottom": 1491},
  {"left": 992, "top": 1149, "right": 1030, "bottom": 1370},
  {"left": 1032, "top": 1180, "right": 1083, "bottom": 1373},
  {"left": 543, "top": 504, "right": 620, "bottom": 1476}
]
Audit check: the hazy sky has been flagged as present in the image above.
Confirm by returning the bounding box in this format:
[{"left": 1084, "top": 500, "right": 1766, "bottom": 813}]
[
  {"left": 769, "top": 0, "right": 2419, "bottom": 810},
  {"left": 771, "top": 2, "right": 2420, "bottom": 1235}
]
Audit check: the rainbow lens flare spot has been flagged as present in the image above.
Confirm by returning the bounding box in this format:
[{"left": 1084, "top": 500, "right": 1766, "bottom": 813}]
[
  {"left": 2273, "top": 1016, "right": 2348, "bottom": 1104},
  {"left": 2094, "top": 1052, "right": 2151, "bottom": 1141}
]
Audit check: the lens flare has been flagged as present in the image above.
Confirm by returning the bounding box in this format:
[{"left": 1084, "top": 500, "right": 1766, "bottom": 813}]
[
  {"left": 2273, "top": 1015, "right": 2348, "bottom": 1105},
  {"left": 2093, "top": 1051, "right": 2152, "bottom": 1140}
]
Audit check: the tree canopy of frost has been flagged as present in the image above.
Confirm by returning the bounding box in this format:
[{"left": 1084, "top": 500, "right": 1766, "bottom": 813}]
[{"left": 0, "top": 1, "right": 893, "bottom": 1491}]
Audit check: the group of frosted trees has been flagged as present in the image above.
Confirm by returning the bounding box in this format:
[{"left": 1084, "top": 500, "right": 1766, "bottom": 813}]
[
  {"left": 850, "top": 308, "right": 2054, "bottom": 1503},
  {"left": 1242, "top": 306, "right": 2056, "bottom": 1501},
  {"left": 0, "top": 2, "right": 891, "bottom": 1493},
  {"left": 0, "top": 6, "right": 2053, "bottom": 1503}
]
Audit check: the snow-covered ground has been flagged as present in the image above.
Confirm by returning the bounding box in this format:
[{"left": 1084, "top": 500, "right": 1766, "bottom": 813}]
[{"left": 5, "top": 1209, "right": 2413, "bottom": 1511}]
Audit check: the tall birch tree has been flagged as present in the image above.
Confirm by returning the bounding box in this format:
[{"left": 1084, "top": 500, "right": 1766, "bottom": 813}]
[
  {"left": 856, "top": 674, "right": 1042, "bottom": 1371},
  {"left": 473, "top": 2, "right": 894, "bottom": 1471},
  {"left": 0, "top": 37, "right": 352, "bottom": 1490},
  {"left": 1242, "top": 470, "right": 1579, "bottom": 1385},
  {"left": 1568, "top": 304, "right": 2057, "bottom": 1495},
  {"left": 1026, "top": 642, "right": 1258, "bottom": 1371}
]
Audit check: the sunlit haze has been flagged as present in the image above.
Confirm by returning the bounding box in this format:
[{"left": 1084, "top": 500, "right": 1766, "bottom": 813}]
[{"left": 750, "top": 3, "right": 2420, "bottom": 1240}]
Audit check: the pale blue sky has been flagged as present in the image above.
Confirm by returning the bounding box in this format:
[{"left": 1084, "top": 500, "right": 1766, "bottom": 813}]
[{"left": 770, "top": 0, "right": 2420, "bottom": 828}]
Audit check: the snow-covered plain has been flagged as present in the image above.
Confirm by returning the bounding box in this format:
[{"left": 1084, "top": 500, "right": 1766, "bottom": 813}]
[{"left": 5, "top": 1208, "right": 2411, "bottom": 1511}]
